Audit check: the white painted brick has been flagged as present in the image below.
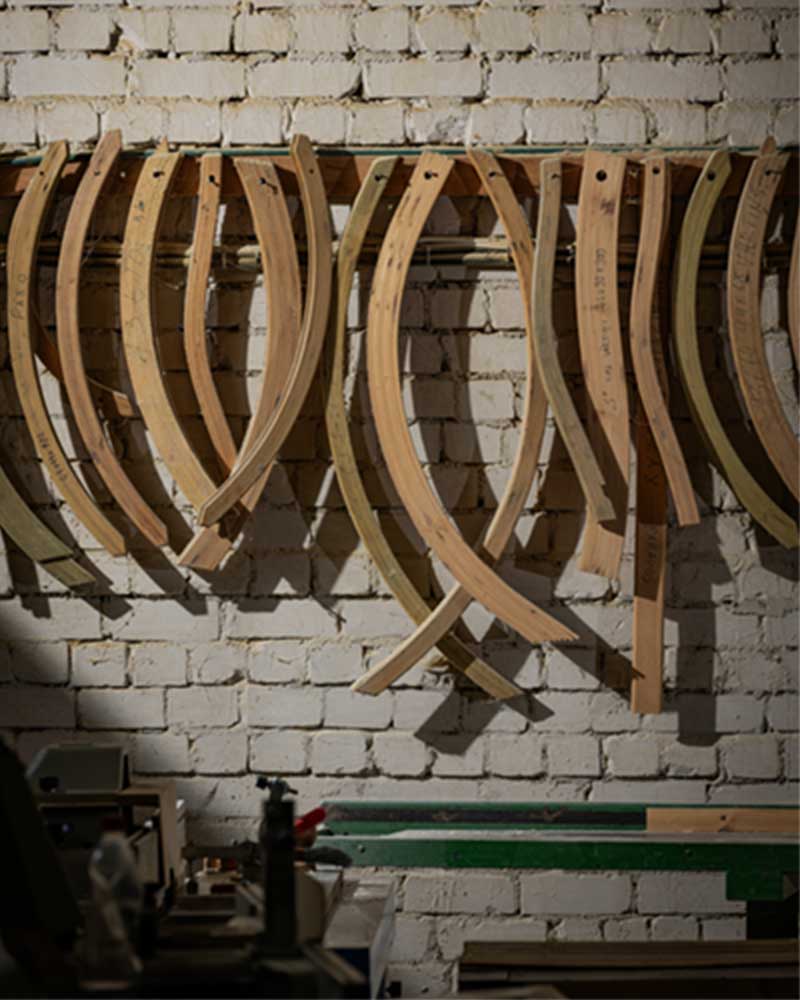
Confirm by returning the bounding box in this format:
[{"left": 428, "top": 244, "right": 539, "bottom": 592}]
[
  {"left": 605, "top": 734, "right": 660, "bottom": 777},
  {"left": 294, "top": 10, "right": 351, "bottom": 53},
  {"left": 189, "top": 643, "right": 246, "bottom": 684},
  {"left": 487, "top": 289, "right": 526, "bottom": 331},
  {"left": 227, "top": 600, "right": 335, "bottom": 639},
  {"left": 37, "top": 100, "right": 98, "bottom": 142},
  {"left": 324, "top": 687, "right": 392, "bottom": 729},
  {"left": 776, "top": 15, "right": 799, "bottom": 56},
  {"left": 311, "top": 730, "right": 368, "bottom": 775},
  {"left": 606, "top": 58, "right": 720, "bottom": 100},
  {"left": 547, "top": 735, "right": 601, "bottom": 777},
  {"left": 347, "top": 101, "right": 405, "bottom": 143},
  {"left": 637, "top": 873, "right": 743, "bottom": 915},
  {"left": 372, "top": 732, "right": 429, "bottom": 776},
  {"left": 192, "top": 729, "right": 247, "bottom": 774},
  {"left": 72, "top": 642, "right": 126, "bottom": 687},
  {"left": 651, "top": 915, "right": 699, "bottom": 940},
  {"left": 222, "top": 100, "right": 283, "bottom": 144},
  {"left": 116, "top": 11, "right": 169, "bottom": 52},
  {"left": 415, "top": 10, "right": 470, "bottom": 53},
  {"left": 108, "top": 601, "right": 219, "bottom": 642},
  {"left": 292, "top": 101, "right": 347, "bottom": 143},
  {"left": 491, "top": 58, "right": 599, "bottom": 100},
  {"left": 103, "top": 100, "right": 166, "bottom": 143},
  {"left": 337, "top": 599, "right": 410, "bottom": 639},
  {"left": 554, "top": 917, "right": 603, "bottom": 941},
  {"left": 249, "top": 730, "right": 309, "bottom": 773},
  {"left": 546, "top": 647, "right": 600, "bottom": 691},
  {"left": 604, "top": 917, "right": 649, "bottom": 941},
  {"left": 366, "top": 58, "right": 481, "bottom": 98},
  {"left": 0, "top": 688, "right": 75, "bottom": 728},
  {"left": 432, "top": 288, "right": 488, "bottom": 329},
  {"left": 1, "top": 598, "right": 101, "bottom": 640},
  {"left": 250, "top": 59, "right": 359, "bottom": 98},
  {"left": 308, "top": 643, "right": 361, "bottom": 685},
  {"left": 702, "top": 916, "right": 746, "bottom": 940},
  {"left": 662, "top": 741, "right": 717, "bottom": 778},
  {"left": 487, "top": 734, "right": 544, "bottom": 777},
  {"left": 405, "top": 873, "right": 515, "bottom": 915},
  {"left": 134, "top": 58, "right": 244, "bottom": 99},
  {"left": 717, "top": 15, "right": 771, "bottom": 54},
  {"left": 535, "top": 10, "right": 591, "bottom": 53},
  {"left": 591, "top": 780, "right": 707, "bottom": 803},
  {"left": 168, "top": 687, "right": 238, "bottom": 728},
  {"left": 55, "top": 10, "right": 111, "bottom": 51},
  {"left": 766, "top": 694, "right": 797, "bottom": 732},
  {"left": 521, "top": 873, "right": 631, "bottom": 915},
  {"left": 525, "top": 101, "right": 587, "bottom": 143},
  {"left": 0, "top": 11, "right": 48, "bottom": 51},
  {"left": 167, "top": 100, "right": 220, "bottom": 143},
  {"left": 247, "top": 685, "right": 321, "bottom": 727},
  {"left": 592, "top": 101, "right": 647, "bottom": 143},
  {"left": 313, "top": 552, "right": 371, "bottom": 597},
  {"left": 536, "top": 691, "right": 593, "bottom": 732},
  {"left": 10, "top": 643, "right": 68, "bottom": 684},
  {"left": 437, "top": 916, "right": 546, "bottom": 961},
  {"left": 475, "top": 9, "right": 531, "bottom": 52},
  {"left": 405, "top": 100, "right": 469, "bottom": 142},
  {"left": 715, "top": 694, "right": 763, "bottom": 732},
  {"left": 468, "top": 100, "right": 525, "bottom": 143},
  {"left": 722, "top": 734, "right": 781, "bottom": 779},
  {"left": 234, "top": 13, "right": 289, "bottom": 53},
  {"left": 607, "top": 0, "right": 716, "bottom": 8},
  {"left": 131, "top": 732, "right": 190, "bottom": 774},
  {"left": 391, "top": 914, "right": 435, "bottom": 962},
  {"left": 651, "top": 101, "right": 706, "bottom": 144},
  {"left": 79, "top": 689, "right": 164, "bottom": 730},
  {"left": 725, "top": 59, "right": 798, "bottom": 100},
  {"left": 129, "top": 643, "right": 186, "bottom": 687},
  {"left": 432, "top": 737, "right": 484, "bottom": 777},
  {"left": 654, "top": 13, "right": 712, "bottom": 53},
  {"left": 252, "top": 553, "right": 311, "bottom": 597},
  {"left": 590, "top": 14, "right": 652, "bottom": 55},
  {"left": 355, "top": 8, "right": 408, "bottom": 52},
  {"left": 708, "top": 101, "right": 772, "bottom": 145},
  {"left": 459, "top": 380, "right": 515, "bottom": 423},
  {"left": 0, "top": 101, "right": 36, "bottom": 142},
  {"left": 173, "top": 11, "right": 231, "bottom": 53},
  {"left": 11, "top": 55, "right": 125, "bottom": 97}
]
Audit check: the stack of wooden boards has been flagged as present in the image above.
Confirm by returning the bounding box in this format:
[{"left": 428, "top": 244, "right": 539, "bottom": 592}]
[{"left": 1, "top": 137, "right": 797, "bottom": 714}]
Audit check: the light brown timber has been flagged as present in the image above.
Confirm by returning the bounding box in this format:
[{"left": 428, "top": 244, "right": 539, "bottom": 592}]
[
  {"left": 647, "top": 807, "right": 799, "bottom": 835},
  {"left": 789, "top": 215, "right": 799, "bottom": 369}
]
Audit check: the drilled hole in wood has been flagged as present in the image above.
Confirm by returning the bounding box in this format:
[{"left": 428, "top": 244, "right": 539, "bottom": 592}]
[
  {"left": 153, "top": 170, "right": 164, "bottom": 178},
  {"left": 652, "top": 166, "right": 661, "bottom": 175},
  {"left": 596, "top": 169, "right": 607, "bottom": 181},
  {"left": 424, "top": 170, "right": 438, "bottom": 180},
  {"left": 708, "top": 171, "right": 716, "bottom": 181}
]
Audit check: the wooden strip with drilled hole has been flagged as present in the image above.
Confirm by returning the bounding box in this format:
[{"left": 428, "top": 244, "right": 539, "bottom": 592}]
[
  {"left": 366, "top": 151, "right": 576, "bottom": 648},
  {"left": 647, "top": 807, "right": 799, "bottom": 835},
  {"left": 7, "top": 141, "right": 126, "bottom": 556},
  {"left": 575, "top": 151, "right": 630, "bottom": 579},
  {"left": 121, "top": 152, "right": 218, "bottom": 517},
  {"left": 56, "top": 130, "right": 168, "bottom": 549},
  {"left": 321, "top": 158, "right": 518, "bottom": 699},
  {"left": 179, "top": 157, "right": 303, "bottom": 570},
  {"left": 789, "top": 215, "right": 799, "bottom": 370},
  {"left": 184, "top": 153, "right": 236, "bottom": 474},
  {"left": 673, "top": 150, "right": 798, "bottom": 549},
  {"left": 727, "top": 141, "right": 797, "bottom": 501},
  {"left": 630, "top": 156, "right": 699, "bottom": 528},
  {"left": 197, "top": 135, "right": 333, "bottom": 527},
  {"left": 533, "top": 157, "right": 613, "bottom": 523}
]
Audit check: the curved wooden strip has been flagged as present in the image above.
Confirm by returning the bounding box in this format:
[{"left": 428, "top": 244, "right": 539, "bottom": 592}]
[
  {"left": 197, "top": 135, "right": 333, "bottom": 527},
  {"left": 630, "top": 155, "right": 699, "bottom": 528},
  {"left": 184, "top": 153, "right": 236, "bottom": 474},
  {"left": 789, "top": 215, "right": 799, "bottom": 369},
  {"left": 121, "top": 152, "right": 218, "bottom": 513},
  {"left": 673, "top": 150, "right": 798, "bottom": 549},
  {"left": 727, "top": 144, "right": 797, "bottom": 501},
  {"left": 575, "top": 151, "right": 630, "bottom": 579},
  {"left": 321, "top": 158, "right": 519, "bottom": 699},
  {"left": 56, "top": 130, "right": 168, "bottom": 549},
  {"left": 365, "top": 151, "right": 576, "bottom": 648},
  {"left": 179, "top": 157, "right": 303, "bottom": 570},
  {"left": 532, "top": 157, "right": 613, "bottom": 524},
  {"left": 7, "top": 141, "right": 126, "bottom": 557}
]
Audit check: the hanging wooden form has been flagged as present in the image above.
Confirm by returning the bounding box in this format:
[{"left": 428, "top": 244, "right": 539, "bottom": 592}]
[
  {"left": 7, "top": 141, "right": 126, "bottom": 557},
  {"left": 178, "top": 156, "right": 303, "bottom": 570},
  {"left": 55, "top": 130, "right": 169, "bottom": 549},
  {"left": 365, "top": 151, "right": 576, "bottom": 648},
  {"left": 789, "top": 217, "right": 799, "bottom": 370},
  {"left": 673, "top": 150, "right": 798, "bottom": 549},
  {"left": 630, "top": 157, "right": 671, "bottom": 715},
  {"left": 196, "top": 135, "right": 333, "bottom": 529},
  {"left": 727, "top": 140, "right": 797, "bottom": 501},
  {"left": 532, "top": 157, "right": 613, "bottom": 524},
  {"left": 323, "top": 158, "right": 519, "bottom": 699},
  {"left": 575, "top": 152, "right": 631, "bottom": 579}
]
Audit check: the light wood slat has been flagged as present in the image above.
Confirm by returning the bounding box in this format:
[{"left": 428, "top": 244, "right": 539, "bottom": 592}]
[
  {"left": 727, "top": 141, "right": 798, "bottom": 501},
  {"left": 575, "top": 151, "right": 630, "bottom": 579},
  {"left": 532, "top": 157, "right": 613, "bottom": 524},
  {"left": 357, "top": 149, "right": 573, "bottom": 691},
  {"left": 322, "top": 159, "right": 518, "bottom": 699},
  {"left": 121, "top": 152, "right": 218, "bottom": 514},
  {"left": 56, "top": 130, "right": 168, "bottom": 550},
  {"left": 647, "top": 807, "right": 799, "bottom": 835},
  {"left": 7, "top": 141, "right": 126, "bottom": 557},
  {"left": 197, "top": 135, "right": 333, "bottom": 527},
  {"left": 789, "top": 215, "right": 799, "bottom": 369},
  {"left": 179, "top": 158, "right": 302, "bottom": 570},
  {"left": 630, "top": 156, "right": 699, "bottom": 528},
  {"left": 184, "top": 153, "right": 237, "bottom": 473},
  {"left": 366, "top": 151, "right": 576, "bottom": 648},
  {"left": 674, "top": 150, "right": 798, "bottom": 549}
]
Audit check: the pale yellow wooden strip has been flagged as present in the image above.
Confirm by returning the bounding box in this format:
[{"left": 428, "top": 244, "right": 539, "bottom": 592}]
[
  {"left": 789, "top": 214, "right": 799, "bottom": 370},
  {"left": 647, "top": 807, "right": 799, "bottom": 835}
]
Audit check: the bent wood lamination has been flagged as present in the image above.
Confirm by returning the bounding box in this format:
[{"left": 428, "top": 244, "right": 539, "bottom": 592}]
[
  {"left": 7, "top": 140, "right": 126, "bottom": 557},
  {"left": 673, "top": 150, "right": 798, "bottom": 549},
  {"left": 789, "top": 217, "right": 799, "bottom": 370},
  {"left": 56, "top": 130, "right": 169, "bottom": 550},
  {"left": 366, "top": 151, "right": 576, "bottom": 648},
  {"left": 726, "top": 140, "right": 797, "bottom": 502},
  {"left": 575, "top": 151, "right": 631, "bottom": 580}
]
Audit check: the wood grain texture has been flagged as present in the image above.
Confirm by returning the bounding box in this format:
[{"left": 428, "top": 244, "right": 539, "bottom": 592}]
[
  {"left": 532, "top": 157, "right": 613, "bottom": 523},
  {"left": 575, "top": 151, "right": 630, "bottom": 579},
  {"left": 727, "top": 142, "right": 797, "bottom": 500},
  {"left": 179, "top": 157, "right": 302, "bottom": 570},
  {"left": 673, "top": 150, "right": 798, "bottom": 549},
  {"left": 197, "top": 135, "right": 333, "bottom": 527},
  {"left": 366, "top": 151, "right": 576, "bottom": 647},
  {"left": 630, "top": 156, "right": 699, "bottom": 528},
  {"left": 7, "top": 141, "right": 126, "bottom": 557},
  {"left": 56, "top": 130, "right": 168, "bottom": 549},
  {"left": 327, "top": 158, "right": 519, "bottom": 699},
  {"left": 647, "top": 807, "right": 798, "bottom": 835},
  {"left": 789, "top": 214, "right": 799, "bottom": 370}
]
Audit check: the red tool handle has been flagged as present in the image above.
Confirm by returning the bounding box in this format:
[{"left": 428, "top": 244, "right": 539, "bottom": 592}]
[{"left": 295, "top": 806, "right": 326, "bottom": 834}]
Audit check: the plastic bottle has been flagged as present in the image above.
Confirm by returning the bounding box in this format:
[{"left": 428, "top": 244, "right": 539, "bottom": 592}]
[{"left": 86, "top": 824, "right": 143, "bottom": 979}]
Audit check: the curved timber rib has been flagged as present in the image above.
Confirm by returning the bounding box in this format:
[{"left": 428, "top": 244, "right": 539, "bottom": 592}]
[
  {"left": 197, "top": 135, "right": 333, "bottom": 528},
  {"left": 727, "top": 141, "right": 797, "bottom": 501},
  {"left": 56, "top": 130, "right": 169, "bottom": 549},
  {"left": 7, "top": 141, "right": 126, "bottom": 556},
  {"left": 789, "top": 215, "right": 799, "bottom": 370},
  {"left": 365, "top": 151, "right": 576, "bottom": 649},
  {"left": 532, "top": 157, "right": 613, "bottom": 524},
  {"left": 326, "top": 158, "right": 519, "bottom": 699},
  {"left": 179, "top": 157, "right": 303, "bottom": 570},
  {"left": 630, "top": 155, "right": 699, "bottom": 527},
  {"left": 575, "top": 151, "right": 630, "bottom": 579},
  {"left": 673, "top": 150, "right": 798, "bottom": 549}
]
